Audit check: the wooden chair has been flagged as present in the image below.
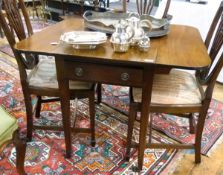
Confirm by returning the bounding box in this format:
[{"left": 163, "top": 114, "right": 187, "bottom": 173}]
[
  {"left": 0, "top": 106, "right": 26, "bottom": 175},
  {"left": 170, "top": 0, "right": 223, "bottom": 134},
  {"left": 0, "top": 0, "right": 4, "bottom": 38},
  {"left": 125, "top": 0, "right": 223, "bottom": 168},
  {"left": 0, "top": 0, "right": 96, "bottom": 157}
]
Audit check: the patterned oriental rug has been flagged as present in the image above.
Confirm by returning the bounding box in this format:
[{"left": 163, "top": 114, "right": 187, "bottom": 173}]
[
  {"left": 0, "top": 57, "right": 178, "bottom": 174},
  {"left": 102, "top": 85, "right": 223, "bottom": 155}
]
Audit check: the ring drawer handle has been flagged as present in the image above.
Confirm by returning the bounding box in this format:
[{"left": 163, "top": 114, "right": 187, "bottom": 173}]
[
  {"left": 121, "top": 72, "right": 129, "bottom": 81},
  {"left": 75, "top": 67, "right": 84, "bottom": 77}
]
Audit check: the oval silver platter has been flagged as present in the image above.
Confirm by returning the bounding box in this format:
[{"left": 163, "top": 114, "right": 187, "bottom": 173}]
[{"left": 83, "top": 10, "right": 170, "bottom": 37}]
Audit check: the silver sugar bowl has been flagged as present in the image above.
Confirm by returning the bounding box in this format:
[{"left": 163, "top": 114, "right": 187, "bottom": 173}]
[{"left": 138, "top": 35, "right": 150, "bottom": 52}]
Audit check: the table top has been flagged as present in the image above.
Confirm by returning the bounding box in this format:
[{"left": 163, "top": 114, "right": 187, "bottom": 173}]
[{"left": 14, "top": 18, "right": 211, "bottom": 69}]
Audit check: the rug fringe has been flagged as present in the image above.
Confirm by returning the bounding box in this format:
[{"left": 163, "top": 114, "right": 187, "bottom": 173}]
[
  {"left": 160, "top": 150, "right": 185, "bottom": 175},
  {"left": 206, "top": 132, "right": 223, "bottom": 157}
]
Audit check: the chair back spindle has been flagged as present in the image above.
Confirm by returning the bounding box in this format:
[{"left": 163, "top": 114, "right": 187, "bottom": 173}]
[
  {"left": 0, "top": 0, "right": 38, "bottom": 70},
  {"left": 136, "top": 0, "right": 171, "bottom": 18},
  {"left": 162, "top": 0, "right": 171, "bottom": 19},
  {"left": 205, "top": 1, "right": 223, "bottom": 49},
  {"left": 197, "top": 1, "right": 223, "bottom": 85},
  {"left": 197, "top": 2, "right": 223, "bottom": 98}
]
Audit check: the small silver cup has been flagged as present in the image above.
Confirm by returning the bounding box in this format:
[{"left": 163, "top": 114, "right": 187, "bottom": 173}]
[{"left": 138, "top": 35, "right": 150, "bottom": 52}]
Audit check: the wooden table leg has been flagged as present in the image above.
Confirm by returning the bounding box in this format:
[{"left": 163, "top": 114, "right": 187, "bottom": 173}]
[
  {"left": 96, "top": 83, "right": 102, "bottom": 104},
  {"left": 55, "top": 57, "right": 72, "bottom": 158},
  {"left": 137, "top": 67, "right": 154, "bottom": 171}
]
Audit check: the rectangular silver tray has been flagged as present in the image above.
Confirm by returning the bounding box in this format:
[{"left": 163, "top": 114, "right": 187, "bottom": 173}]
[
  {"left": 83, "top": 10, "right": 170, "bottom": 37},
  {"left": 60, "top": 31, "right": 107, "bottom": 49}
]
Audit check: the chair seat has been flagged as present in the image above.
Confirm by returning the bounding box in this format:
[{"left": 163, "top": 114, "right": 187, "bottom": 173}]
[
  {"left": 28, "top": 58, "right": 93, "bottom": 89},
  {"left": 0, "top": 106, "right": 18, "bottom": 147},
  {"left": 133, "top": 70, "right": 202, "bottom": 105}
]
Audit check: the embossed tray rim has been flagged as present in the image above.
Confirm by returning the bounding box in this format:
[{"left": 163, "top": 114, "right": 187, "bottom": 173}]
[{"left": 83, "top": 10, "right": 170, "bottom": 37}]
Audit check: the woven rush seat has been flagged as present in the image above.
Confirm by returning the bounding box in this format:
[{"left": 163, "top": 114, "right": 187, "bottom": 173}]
[
  {"left": 133, "top": 69, "right": 202, "bottom": 105},
  {"left": 28, "top": 58, "right": 93, "bottom": 89}
]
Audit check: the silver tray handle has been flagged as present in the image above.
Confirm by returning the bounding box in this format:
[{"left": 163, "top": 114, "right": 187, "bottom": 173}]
[{"left": 83, "top": 10, "right": 93, "bottom": 22}]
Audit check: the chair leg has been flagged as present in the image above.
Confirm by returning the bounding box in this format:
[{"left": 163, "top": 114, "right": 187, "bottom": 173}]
[
  {"left": 89, "top": 92, "right": 96, "bottom": 147},
  {"left": 96, "top": 83, "right": 102, "bottom": 104},
  {"left": 35, "top": 96, "right": 42, "bottom": 118},
  {"left": 189, "top": 113, "right": 196, "bottom": 134},
  {"left": 0, "top": 25, "right": 4, "bottom": 38},
  {"left": 129, "top": 87, "right": 134, "bottom": 102},
  {"left": 125, "top": 103, "right": 137, "bottom": 161},
  {"left": 194, "top": 101, "right": 210, "bottom": 163},
  {"left": 23, "top": 93, "right": 34, "bottom": 142},
  {"left": 13, "top": 130, "right": 26, "bottom": 175},
  {"left": 148, "top": 114, "right": 153, "bottom": 144}
]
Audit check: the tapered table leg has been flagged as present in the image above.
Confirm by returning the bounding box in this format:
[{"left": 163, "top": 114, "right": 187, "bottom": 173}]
[
  {"left": 137, "top": 67, "right": 154, "bottom": 171},
  {"left": 55, "top": 57, "right": 72, "bottom": 158}
]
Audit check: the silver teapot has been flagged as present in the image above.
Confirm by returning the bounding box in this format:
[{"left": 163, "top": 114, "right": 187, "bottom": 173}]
[
  {"left": 110, "top": 20, "right": 134, "bottom": 52},
  {"left": 126, "top": 13, "right": 152, "bottom": 46}
]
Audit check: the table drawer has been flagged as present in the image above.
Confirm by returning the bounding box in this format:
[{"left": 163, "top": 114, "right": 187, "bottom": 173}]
[{"left": 65, "top": 62, "right": 143, "bottom": 87}]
